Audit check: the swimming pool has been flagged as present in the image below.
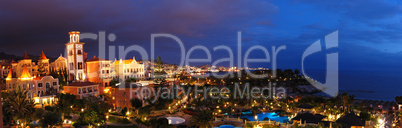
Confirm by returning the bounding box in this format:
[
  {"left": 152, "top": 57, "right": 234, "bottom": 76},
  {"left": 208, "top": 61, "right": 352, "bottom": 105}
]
[
  {"left": 166, "top": 117, "right": 186, "bottom": 125},
  {"left": 219, "top": 125, "right": 235, "bottom": 128},
  {"left": 240, "top": 112, "right": 289, "bottom": 123}
]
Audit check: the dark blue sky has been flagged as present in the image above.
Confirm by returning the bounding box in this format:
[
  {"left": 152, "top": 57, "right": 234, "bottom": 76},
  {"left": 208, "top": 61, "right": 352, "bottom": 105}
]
[{"left": 0, "top": 0, "right": 401, "bottom": 72}]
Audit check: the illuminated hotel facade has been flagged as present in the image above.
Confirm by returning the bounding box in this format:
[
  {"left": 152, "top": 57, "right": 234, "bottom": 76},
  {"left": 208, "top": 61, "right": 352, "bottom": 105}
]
[
  {"left": 3, "top": 31, "right": 147, "bottom": 104},
  {"left": 5, "top": 65, "right": 59, "bottom": 107},
  {"left": 66, "top": 31, "right": 86, "bottom": 82}
]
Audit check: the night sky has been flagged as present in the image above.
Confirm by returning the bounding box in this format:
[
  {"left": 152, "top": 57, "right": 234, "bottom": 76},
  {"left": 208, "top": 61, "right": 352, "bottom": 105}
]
[{"left": 1, "top": 0, "right": 402, "bottom": 99}]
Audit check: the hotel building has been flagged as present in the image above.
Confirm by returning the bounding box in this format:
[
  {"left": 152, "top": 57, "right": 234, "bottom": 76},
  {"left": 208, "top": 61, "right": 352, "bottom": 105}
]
[
  {"left": 86, "top": 56, "right": 113, "bottom": 93},
  {"left": 112, "top": 58, "right": 146, "bottom": 81},
  {"left": 65, "top": 31, "right": 87, "bottom": 82},
  {"left": 50, "top": 54, "right": 67, "bottom": 71},
  {"left": 6, "top": 65, "right": 59, "bottom": 107},
  {"left": 63, "top": 81, "right": 99, "bottom": 99},
  {"left": 111, "top": 83, "right": 150, "bottom": 109}
]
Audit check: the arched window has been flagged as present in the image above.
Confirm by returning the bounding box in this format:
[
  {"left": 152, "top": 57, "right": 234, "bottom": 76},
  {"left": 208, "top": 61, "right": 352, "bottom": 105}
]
[{"left": 46, "top": 83, "right": 50, "bottom": 91}]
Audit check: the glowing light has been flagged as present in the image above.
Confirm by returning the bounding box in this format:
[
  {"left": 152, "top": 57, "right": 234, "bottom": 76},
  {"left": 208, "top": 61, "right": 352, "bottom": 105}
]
[
  {"left": 104, "top": 88, "right": 110, "bottom": 93},
  {"left": 81, "top": 109, "right": 84, "bottom": 112},
  {"left": 378, "top": 119, "right": 383, "bottom": 124}
]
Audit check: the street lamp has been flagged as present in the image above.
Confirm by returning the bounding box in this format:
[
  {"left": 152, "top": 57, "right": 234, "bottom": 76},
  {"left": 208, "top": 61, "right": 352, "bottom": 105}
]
[{"left": 254, "top": 115, "right": 259, "bottom": 123}]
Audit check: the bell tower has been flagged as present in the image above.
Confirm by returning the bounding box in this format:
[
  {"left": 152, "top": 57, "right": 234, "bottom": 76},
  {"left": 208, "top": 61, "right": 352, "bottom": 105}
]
[{"left": 65, "top": 31, "right": 86, "bottom": 81}]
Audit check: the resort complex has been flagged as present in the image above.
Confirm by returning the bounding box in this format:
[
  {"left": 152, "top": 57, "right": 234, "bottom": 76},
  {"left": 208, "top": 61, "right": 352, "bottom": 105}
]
[
  {"left": 1, "top": 1, "right": 402, "bottom": 128},
  {"left": 0, "top": 31, "right": 400, "bottom": 128}
]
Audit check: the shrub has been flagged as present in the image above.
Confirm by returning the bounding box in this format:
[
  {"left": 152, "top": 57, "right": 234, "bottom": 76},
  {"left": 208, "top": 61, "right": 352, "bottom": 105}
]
[
  {"left": 116, "top": 118, "right": 132, "bottom": 124},
  {"left": 44, "top": 106, "right": 55, "bottom": 112}
]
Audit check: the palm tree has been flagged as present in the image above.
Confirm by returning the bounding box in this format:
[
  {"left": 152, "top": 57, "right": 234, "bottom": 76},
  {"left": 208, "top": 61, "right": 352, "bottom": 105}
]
[
  {"left": 190, "top": 110, "right": 214, "bottom": 128},
  {"left": 3, "top": 87, "right": 36, "bottom": 127},
  {"left": 341, "top": 93, "right": 354, "bottom": 113}
]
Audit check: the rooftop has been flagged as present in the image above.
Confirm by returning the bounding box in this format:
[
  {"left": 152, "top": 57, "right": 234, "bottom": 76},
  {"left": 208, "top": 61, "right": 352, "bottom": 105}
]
[
  {"left": 66, "top": 81, "right": 98, "bottom": 87},
  {"left": 87, "top": 56, "right": 109, "bottom": 62}
]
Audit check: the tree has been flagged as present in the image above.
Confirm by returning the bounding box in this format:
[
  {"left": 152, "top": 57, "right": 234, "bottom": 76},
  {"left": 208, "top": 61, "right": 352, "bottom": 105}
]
[
  {"left": 294, "top": 69, "right": 300, "bottom": 77},
  {"left": 341, "top": 93, "right": 354, "bottom": 113},
  {"left": 110, "top": 80, "right": 119, "bottom": 86},
  {"left": 130, "top": 98, "right": 143, "bottom": 114},
  {"left": 121, "top": 107, "right": 128, "bottom": 116},
  {"left": 149, "top": 118, "right": 170, "bottom": 128},
  {"left": 189, "top": 110, "right": 213, "bottom": 128},
  {"left": 82, "top": 110, "right": 103, "bottom": 127},
  {"left": 49, "top": 67, "right": 68, "bottom": 89},
  {"left": 3, "top": 87, "right": 36, "bottom": 127},
  {"left": 125, "top": 78, "right": 136, "bottom": 83},
  {"left": 154, "top": 56, "right": 166, "bottom": 85},
  {"left": 138, "top": 107, "right": 151, "bottom": 117},
  {"left": 395, "top": 96, "right": 402, "bottom": 103},
  {"left": 32, "top": 108, "right": 45, "bottom": 121},
  {"left": 40, "top": 111, "right": 61, "bottom": 128},
  {"left": 359, "top": 111, "right": 371, "bottom": 121},
  {"left": 37, "top": 62, "right": 47, "bottom": 77},
  {"left": 74, "top": 95, "right": 110, "bottom": 127},
  {"left": 56, "top": 93, "right": 76, "bottom": 126}
]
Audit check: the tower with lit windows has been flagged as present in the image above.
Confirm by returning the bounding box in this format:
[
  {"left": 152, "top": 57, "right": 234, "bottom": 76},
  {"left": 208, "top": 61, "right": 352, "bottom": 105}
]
[{"left": 65, "top": 31, "right": 86, "bottom": 81}]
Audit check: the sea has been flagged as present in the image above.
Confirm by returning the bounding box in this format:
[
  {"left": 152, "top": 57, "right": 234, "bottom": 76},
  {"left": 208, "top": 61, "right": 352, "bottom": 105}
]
[{"left": 191, "top": 70, "right": 402, "bottom": 101}]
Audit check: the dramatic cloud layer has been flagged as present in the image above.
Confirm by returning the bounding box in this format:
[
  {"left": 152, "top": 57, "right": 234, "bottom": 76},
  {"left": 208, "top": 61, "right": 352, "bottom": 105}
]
[{"left": 0, "top": 0, "right": 401, "bottom": 72}]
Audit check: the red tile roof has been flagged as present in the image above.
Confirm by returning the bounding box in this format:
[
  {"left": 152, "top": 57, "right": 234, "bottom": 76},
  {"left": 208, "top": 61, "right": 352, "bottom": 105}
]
[
  {"left": 87, "top": 56, "right": 109, "bottom": 62},
  {"left": 40, "top": 51, "right": 47, "bottom": 60},
  {"left": 66, "top": 82, "right": 98, "bottom": 87},
  {"left": 23, "top": 51, "right": 30, "bottom": 59},
  {"left": 0, "top": 61, "right": 10, "bottom": 66}
]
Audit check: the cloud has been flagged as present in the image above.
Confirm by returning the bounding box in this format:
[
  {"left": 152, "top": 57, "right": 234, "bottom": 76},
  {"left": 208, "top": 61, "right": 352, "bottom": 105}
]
[{"left": 0, "top": 0, "right": 279, "bottom": 59}]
